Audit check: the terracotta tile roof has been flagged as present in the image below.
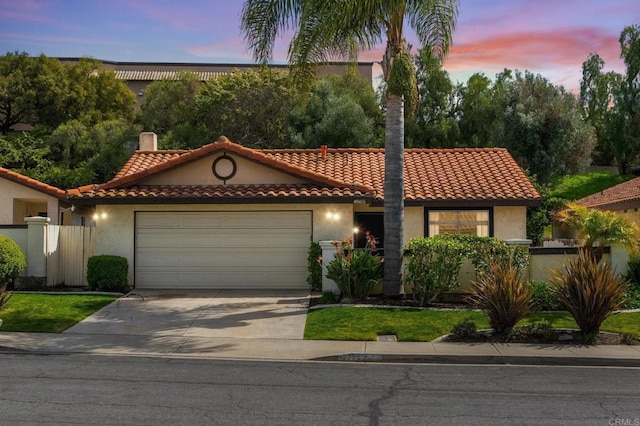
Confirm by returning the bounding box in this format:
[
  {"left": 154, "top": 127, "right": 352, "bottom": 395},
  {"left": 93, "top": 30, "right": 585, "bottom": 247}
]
[
  {"left": 577, "top": 176, "right": 640, "bottom": 208},
  {"left": 69, "top": 184, "right": 371, "bottom": 201},
  {"left": 102, "top": 137, "right": 374, "bottom": 195},
  {"left": 0, "top": 166, "right": 66, "bottom": 199},
  {"left": 71, "top": 139, "right": 540, "bottom": 204},
  {"left": 264, "top": 147, "right": 541, "bottom": 204}
]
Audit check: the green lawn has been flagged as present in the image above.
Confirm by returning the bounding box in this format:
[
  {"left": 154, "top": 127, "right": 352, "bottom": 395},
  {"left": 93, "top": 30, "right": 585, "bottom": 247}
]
[
  {"left": 549, "top": 172, "right": 634, "bottom": 201},
  {"left": 0, "top": 293, "right": 118, "bottom": 333},
  {"left": 304, "top": 307, "right": 640, "bottom": 342}
]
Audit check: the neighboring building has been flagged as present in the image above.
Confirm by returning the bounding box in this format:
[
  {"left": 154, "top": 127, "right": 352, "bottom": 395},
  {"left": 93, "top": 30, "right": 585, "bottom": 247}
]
[
  {"left": 57, "top": 58, "right": 377, "bottom": 105},
  {"left": 576, "top": 176, "right": 640, "bottom": 226},
  {"left": 0, "top": 167, "right": 93, "bottom": 226},
  {"left": 64, "top": 133, "right": 541, "bottom": 290}
]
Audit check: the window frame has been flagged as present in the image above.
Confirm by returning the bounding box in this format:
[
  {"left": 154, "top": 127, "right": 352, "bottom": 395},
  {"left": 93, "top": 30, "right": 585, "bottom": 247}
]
[{"left": 424, "top": 207, "right": 494, "bottom": 237}]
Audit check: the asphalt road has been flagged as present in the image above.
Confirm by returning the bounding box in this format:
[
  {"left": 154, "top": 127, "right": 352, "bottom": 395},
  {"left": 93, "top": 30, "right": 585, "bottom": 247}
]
[{"left": 1, "top": 354, "right": 639, "bottom": 425}]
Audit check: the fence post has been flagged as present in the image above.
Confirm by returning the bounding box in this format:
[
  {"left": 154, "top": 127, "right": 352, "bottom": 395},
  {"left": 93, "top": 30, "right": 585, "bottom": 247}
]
[
  {"left": 24, "top": 217, "right": 50, "bottom": 278},
  {"left": 319, "top": 241, "right": 340, "bottom": 294}
]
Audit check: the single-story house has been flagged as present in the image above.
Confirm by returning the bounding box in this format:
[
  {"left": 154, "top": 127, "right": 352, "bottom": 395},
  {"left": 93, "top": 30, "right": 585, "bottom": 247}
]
[
  {"left": 66, "top": 133, "right": 541, "bottom": 290},
  {"left": 0, "top": 166, "right": 90, "bottom": 226},
  {"left": 576, "top": 176, "right": 640, "bottom": 227}
]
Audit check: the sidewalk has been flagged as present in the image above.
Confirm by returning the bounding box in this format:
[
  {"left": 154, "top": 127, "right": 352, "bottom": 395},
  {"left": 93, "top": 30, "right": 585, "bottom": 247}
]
[{"left": 1, "top": 331, "right": 639, "bottom": 367}]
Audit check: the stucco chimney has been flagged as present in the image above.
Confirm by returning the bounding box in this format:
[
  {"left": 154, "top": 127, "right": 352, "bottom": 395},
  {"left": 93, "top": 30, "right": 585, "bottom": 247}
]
[{"left": 139, "top": 132, "right": 157, "bottom": 151}]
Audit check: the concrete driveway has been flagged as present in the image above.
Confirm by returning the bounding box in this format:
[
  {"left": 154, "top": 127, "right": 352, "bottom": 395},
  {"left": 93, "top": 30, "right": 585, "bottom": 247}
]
[{"left": 64, "top": 289, "right": 310, "bottom": 340}]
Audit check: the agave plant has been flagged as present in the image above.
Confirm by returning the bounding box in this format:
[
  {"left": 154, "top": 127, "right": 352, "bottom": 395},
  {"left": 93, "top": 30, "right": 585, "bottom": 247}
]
[
  {"left": 467, "top": 261, "right": 535, "bottom": 335},
  {"left": 549, "top": 248, "right": 629, "bottom": 335}
]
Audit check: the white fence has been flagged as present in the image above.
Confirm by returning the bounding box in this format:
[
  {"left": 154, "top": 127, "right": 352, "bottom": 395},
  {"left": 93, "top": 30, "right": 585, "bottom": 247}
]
[
  {"left": 47, "top": 225, "right": 94, "bottom": 287},
  {"left": 0, "top": 222, "right": 94, "bottom": 287}
]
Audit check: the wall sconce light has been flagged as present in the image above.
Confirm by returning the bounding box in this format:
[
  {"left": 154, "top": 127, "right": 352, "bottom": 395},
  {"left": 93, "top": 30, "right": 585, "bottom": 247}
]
[
  {"left": 353, "top": 227, "right": 360, "bottom": 234},
  {"left": 92, "top": 212, "right": 108, "bottom": 221},
  {"left": 325, "top": 211, "right": 340, "bottom": 221}
]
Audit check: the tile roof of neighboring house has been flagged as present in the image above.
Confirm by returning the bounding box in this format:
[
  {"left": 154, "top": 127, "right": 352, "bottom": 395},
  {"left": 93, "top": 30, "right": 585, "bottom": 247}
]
[
  {"left": 577, "top": 176, "right": 640, "bottom": 209},
  {"left": 114, "top": 70, "right": 225, "bottom": 81},
  {"left": 68, "top": 137, "right": 541, "bottom": 205},
  {"left": 0, "top": 167, "right": 66, "bottom": 199}
]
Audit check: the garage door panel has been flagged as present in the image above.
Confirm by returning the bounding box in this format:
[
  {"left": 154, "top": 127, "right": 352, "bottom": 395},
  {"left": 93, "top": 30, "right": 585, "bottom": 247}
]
[
  {"left": 137, "top": 249, "right": 307, "bottom": 269},
  {"left": 135, "top": 211, "right": 312, "bottom": 289},
  {"left": 136, "top": 268, "right": 307, "bottom": 289}
]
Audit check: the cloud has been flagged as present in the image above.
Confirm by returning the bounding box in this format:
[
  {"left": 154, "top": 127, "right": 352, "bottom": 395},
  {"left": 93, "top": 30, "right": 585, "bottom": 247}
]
[
  {"left": 441, "top": 26, "right": 626, "bottom": 93},
  {"left": 186, "top": 37, "right": 254, "bottom": 62},
  {"left": 446, "top": 27, "right": 622, "bottom": 72},
  {"left": 0, "top": 0, "right": 51, "bottom": 23}
]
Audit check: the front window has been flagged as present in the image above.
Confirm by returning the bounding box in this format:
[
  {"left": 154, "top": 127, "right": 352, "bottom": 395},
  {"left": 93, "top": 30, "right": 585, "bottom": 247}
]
[{"left": 428, "top": 210, "right": 490, "bottom": 237}]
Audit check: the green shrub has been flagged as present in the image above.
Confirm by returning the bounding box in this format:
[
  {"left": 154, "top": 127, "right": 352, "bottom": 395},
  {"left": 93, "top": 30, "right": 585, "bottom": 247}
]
[
  {"left": 624, "top": 257, "right": 640, "bottom": 309},
  {"left": 509, "top": 320, "right": 558, "bottom": 342},
  {"left": 527, "top": 280, "right": 560, "bottom": 311},
  {"left": 14, "top": 276, "right": 46, "bottom": 291},
  {"left": 0, "top": 235, "right": 26, "bottom": 286},
  {"left": 325, "top": 234, "right": 382, "bottom": 301},
  {"left": 467, "top": 261, "right": 535, "bottom": 335},
  {"left": 626, "top": 256, "right": 640, "bottom": 285},
  {"left": 307, "top": 242, "right": 322, "bottom": 291},
  {"left": 318, "top": 291, "right": 339, "bottom": 304},
  {"left": 448, "top": 319, "right": 479, "bottom": 341},
  {"left": 549, "top": 248, "right": 628, "bottom": 335},
  {"left": 403, "top": 236, "right": 466, "bottom": 305},
  {"left": 86, "top": 255, "right": 129, "bottom": 292}
]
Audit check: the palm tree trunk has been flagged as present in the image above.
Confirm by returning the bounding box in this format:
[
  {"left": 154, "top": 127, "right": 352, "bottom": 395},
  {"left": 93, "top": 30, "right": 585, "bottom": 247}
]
[{"left": 383, "top": 93, "right": 404, "bottom": 297}]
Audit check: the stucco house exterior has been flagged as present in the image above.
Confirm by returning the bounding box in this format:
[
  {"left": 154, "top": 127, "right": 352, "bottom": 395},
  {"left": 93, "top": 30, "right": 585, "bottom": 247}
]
[
  {"left": 65, "top": 133, "right": 541, "bottom": 290},
  {"left": 0, "top": 167, "right": 95, "bottom": 227},
  {"left": 576, "top": 176, "right": 640, "bottom": 226},
  {"left": 0, "top": 166, "right": 71, "bottom": 225}
]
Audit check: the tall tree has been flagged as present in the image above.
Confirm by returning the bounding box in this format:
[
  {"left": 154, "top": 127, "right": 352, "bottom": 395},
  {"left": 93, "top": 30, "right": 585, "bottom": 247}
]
[
  {"left": 407, "top": 47, "right": 459, "bottom": 148},
  {"left": 457, "top": 73, "right": 498, "bottom": 147},
  {"left": 493, "top": 70, "right": 595, "bottom": 184},
  {"left": 288, "top": 76, "right": 381, "bottom": 147},
  {"left": 196, "top": 67, "right": 299, "bottom": 148},
  {"left": 580, "top": 53, "right": 618, "bottom": 165},
  {"left": 241, "top": 0, "right": 458, "bottom": 296},
  {"left": 612, "top": 24, "right": 640, "bottom": 174},
  {"left": 579, "top": 25, "right": 640, "bottom": 174},
  {"left": 0, "top": 52, "right": 67, "bottom": 133}
]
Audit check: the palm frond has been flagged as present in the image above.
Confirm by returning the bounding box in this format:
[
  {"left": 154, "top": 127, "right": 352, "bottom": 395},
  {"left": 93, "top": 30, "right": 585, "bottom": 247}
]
[
  {"left": 407, "top": 0, "right": 459, "bottom": 59},
  {"left": 241, "top": 0, "right": 302, "bottom": 63}
]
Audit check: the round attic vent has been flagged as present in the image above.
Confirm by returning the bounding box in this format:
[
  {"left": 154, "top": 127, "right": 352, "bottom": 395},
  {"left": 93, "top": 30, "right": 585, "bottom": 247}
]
[{"left": 212, "top": 153, "right": 237, "bottom": 183}]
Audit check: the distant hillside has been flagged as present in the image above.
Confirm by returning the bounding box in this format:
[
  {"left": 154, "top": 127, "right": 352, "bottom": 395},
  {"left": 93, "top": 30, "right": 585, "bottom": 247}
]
[{"left": 550, "top": 172, "right": 635, "bottom": 201}]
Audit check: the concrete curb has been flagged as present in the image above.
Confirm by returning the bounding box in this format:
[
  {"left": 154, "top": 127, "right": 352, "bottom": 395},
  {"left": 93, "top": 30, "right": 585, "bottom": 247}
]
[{"left": 313, "top": 353, "right": 640, "bottom": 367}]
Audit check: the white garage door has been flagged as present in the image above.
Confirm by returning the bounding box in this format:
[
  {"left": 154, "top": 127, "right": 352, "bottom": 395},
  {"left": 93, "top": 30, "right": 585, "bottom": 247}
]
[{"left": 135, "top": 211, "right": 312, "bottom": 289}]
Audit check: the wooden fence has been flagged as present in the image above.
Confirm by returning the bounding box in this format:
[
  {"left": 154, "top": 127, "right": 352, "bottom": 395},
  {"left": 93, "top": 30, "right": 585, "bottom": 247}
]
[{"left": 46, "top": 225, "right": 94, "bottom": 287}]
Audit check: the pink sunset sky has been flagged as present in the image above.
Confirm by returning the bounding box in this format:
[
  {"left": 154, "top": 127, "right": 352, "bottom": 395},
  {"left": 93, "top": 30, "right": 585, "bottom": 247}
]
[{"left": 0, "top": 0, "right": 638, "bottom": 92}]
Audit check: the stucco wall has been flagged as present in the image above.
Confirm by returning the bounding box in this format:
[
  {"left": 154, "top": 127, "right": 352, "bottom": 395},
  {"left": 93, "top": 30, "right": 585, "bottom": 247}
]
[
  {"left": 0, "top": 179, "right": 59, "bottom": 225},
  {"left": 493, "top": 206, "right": 527, "bottom": 240},
  {"left": 141, "top": 153, "right": 304, "bottom": 186}
]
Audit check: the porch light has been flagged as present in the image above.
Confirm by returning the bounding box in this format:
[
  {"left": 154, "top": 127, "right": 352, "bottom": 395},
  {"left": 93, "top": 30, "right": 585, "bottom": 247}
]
[
  {"left": 353, "top": 227, "right": 360, "bottom": 234},
  {"left": 325, "top": 211, "right": 340, "bottom": 221},
  {"left": 93, "top": 212, "right": 108, "bottom": 221}
]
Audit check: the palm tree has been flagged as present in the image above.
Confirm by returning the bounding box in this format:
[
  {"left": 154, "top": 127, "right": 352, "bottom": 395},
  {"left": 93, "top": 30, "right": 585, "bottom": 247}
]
[
  {"left": 241, "top": 0, "right": 458, "bottom": 296},
  {"left": 556, "top": 203, "right": 640, "bottom": 261}
]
